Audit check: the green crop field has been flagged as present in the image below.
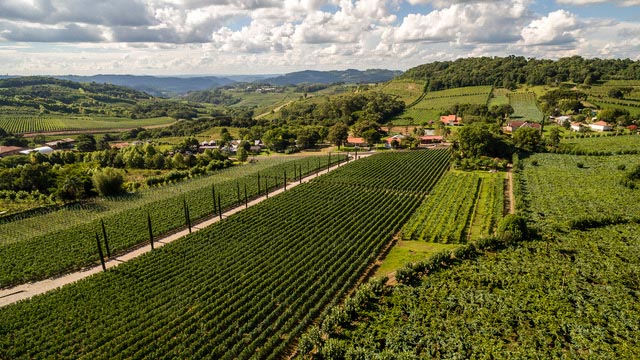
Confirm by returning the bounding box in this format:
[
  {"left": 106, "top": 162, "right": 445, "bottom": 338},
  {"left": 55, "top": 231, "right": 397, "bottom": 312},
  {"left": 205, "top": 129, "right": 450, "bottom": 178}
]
[
  {"left": 0, "top": 150, "right": 450, "bottom": 359},
  {"left": 558, "top": 134, "right": 640, "bottom": 154},
  {"left": 509, "top": 92, "right": 543, "bottom": 121},
  {"left": 0, "top": 114, "right": 174, "bottom": 134},
  {"left": 380, "top": 80, "right": 426, "bottom": 105},
  {"left": 416, "top": 86, "right": 492, "bottom": 109},
  {"left": 0, "top": 155, "right": 345, "bottom": 287},
  {"left": 302, "top": 150, "right": 640, "bottom": 358},
  {"left": 390, "top": 108, "right": 441, "bottom": 125},
  {"left": 401, "top": 171, "right": 504, "bottom": 243}
]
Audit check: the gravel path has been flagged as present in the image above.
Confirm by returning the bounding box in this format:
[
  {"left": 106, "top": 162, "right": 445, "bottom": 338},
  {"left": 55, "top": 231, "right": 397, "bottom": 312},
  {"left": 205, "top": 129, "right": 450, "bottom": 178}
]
[{"left": 0, "top": 154, "right": 371, "bottom": 307}]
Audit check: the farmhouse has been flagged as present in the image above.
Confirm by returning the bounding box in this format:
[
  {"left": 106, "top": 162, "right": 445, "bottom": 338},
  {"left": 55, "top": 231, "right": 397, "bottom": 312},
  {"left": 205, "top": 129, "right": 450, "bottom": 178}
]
[
  {"left": 589, "top": 121, "right": 612, "bottom": 132},
  {"left": 45, "top": 138, "right": 75, "bottom": 149},
  {"left": 419, "top": 135, "right": 444, "bottom": 145},
  {"left": 505, "top": 121, "right": 541, "bottom": 132},
  {"left": 440, "top": 114, "right": 463, "bottom": 126},
  {"left": 110, "top": 142, "right": 130, "bottom": 149},
  {"left": 0, "top": 146, "right": 27, "bottom": 158},
  {"left": 346, "top": 136, "right": 367, "bottom": 146},
  {"left": 570, "top": 122, "right": 584, "bottom": 132}
]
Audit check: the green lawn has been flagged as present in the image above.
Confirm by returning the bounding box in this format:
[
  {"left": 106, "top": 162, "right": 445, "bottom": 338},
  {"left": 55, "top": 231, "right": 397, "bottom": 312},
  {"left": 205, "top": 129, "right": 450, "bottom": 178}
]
[{"left": 374, "top": 240, "right": 457, "bottom": 279}]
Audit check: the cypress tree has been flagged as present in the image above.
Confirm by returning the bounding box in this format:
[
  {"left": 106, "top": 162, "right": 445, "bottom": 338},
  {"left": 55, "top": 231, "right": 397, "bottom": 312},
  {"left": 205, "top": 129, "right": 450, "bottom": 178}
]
[
  {"left": 101, "top": 219, "right": 110, "bottom": 258},
  {"left": 147, "top": 211, "right": 154, "bottom": 250},
  {"left": 96, "top": 232, "right": 106, "bottom": 272},
  {"left": 212, "top": 184, "right": 217, "bottom": 217}
]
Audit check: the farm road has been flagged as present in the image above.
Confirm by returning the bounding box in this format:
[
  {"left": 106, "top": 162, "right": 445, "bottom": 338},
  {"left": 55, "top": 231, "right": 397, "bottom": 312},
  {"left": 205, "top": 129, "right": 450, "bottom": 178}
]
[{"left": 0, "top": 152, "right": 372, "bottom": 308}]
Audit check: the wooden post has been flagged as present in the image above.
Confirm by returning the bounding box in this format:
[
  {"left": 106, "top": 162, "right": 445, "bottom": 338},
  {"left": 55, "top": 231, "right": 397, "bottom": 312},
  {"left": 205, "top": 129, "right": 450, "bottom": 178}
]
[
  {"left": 236, "top": 181, "right": 241, "bottom": 203},
  {"left": 299, "top": 164, "right": 302, "bottom": 184},
  {"left": 96, "top": 232, "right": 106, "bottom": 272},
  {"left": 265, "top": 178, "right": 269, "bottom": 198},
  {"left": 257, "top": 173, "right": 261, "bottom": 195},
  {"left": 217, "top": 194, "right": 222, "bottom": 220},
  {"left": 244, "top": 183, "right": 248, "bottom": 209},
  {"left": 183, "top": 197, "right": 191, "bottom": 234},
  {"left": 284, "top": 170, "right": 287, "bottom": 191}
]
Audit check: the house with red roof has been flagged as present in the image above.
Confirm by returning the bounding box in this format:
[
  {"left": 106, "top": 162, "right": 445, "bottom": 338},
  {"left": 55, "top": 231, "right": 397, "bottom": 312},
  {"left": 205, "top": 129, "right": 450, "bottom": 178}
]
[
  {"left": 440, "top": 114, "right": 462, "bottom": 126},
  {"left": 346, "top": 136, "right": 367, "bottom": 146},
  {"left": 505, "top": 121, "right": 542, "bottom": 133},
  {"left": 0, "top": 146, "right": 27, "bottom": 158},
  {"left": 588, "top": 121, "right": 612, "bottom": 132}
]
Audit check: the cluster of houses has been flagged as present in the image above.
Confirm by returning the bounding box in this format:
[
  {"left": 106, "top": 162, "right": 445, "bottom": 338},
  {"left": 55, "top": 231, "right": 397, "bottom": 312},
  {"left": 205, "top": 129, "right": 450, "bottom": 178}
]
[
  {"left": 198, "top": 140, "right": 263, "bottom": 154},
  {"left": 0, "top": 138, "right": 75, "bottom": 158}
]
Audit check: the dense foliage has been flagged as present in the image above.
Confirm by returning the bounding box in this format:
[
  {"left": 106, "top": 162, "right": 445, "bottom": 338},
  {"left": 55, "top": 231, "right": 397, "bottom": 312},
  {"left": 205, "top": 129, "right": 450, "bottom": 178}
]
[
  {"left": 276, "top": 92, "right": 404, "bottom": 126},
  {"left": 401, "top": 56, "right": 640, "bottom": 90}
]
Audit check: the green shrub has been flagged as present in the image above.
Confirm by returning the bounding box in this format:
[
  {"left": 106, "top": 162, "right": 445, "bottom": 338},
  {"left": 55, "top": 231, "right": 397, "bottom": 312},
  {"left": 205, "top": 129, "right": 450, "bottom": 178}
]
[
  {"left": 497, "top": 214, "right": 528, "bottom": 242},
  {"left": 91, "top": 167, "right": 124, "bottom": 197}
]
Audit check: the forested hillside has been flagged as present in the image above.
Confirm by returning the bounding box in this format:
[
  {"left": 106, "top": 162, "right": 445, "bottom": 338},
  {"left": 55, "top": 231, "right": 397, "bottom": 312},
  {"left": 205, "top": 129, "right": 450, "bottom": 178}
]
[{"left": 401, "top": 56, "right": 640, "bottom": 90}]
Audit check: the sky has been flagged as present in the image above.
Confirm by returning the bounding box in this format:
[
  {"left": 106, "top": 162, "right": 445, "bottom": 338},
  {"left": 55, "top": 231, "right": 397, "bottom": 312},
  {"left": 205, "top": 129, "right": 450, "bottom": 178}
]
[{"left": 0, "top": 0, "right": 639, "bottom": 76}]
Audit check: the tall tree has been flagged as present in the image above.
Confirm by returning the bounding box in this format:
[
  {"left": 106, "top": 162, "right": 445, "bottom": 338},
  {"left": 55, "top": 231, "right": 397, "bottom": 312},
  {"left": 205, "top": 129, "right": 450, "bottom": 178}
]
[{"left": 327, "top": 122, "right": 349, "bottom": 149}]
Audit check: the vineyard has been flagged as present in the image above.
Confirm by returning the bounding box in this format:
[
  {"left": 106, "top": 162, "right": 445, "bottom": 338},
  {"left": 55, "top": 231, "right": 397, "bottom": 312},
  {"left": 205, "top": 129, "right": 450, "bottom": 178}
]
[
  {"left": 0, "top": 114, "right": 174, "bottom": 134},
  {"left": 0, "top": 155, "right": 345, "bottom": 287},
  {"left": 508, "top": 92, "right": 543, "bottom": 122},
  {"left": 306, "top": 152, "right": 640, "bottom": 358},
  {"left": 316, "top": 150, "right": 449, "bottom": 193},
  {"left": 558, "top": 134, "right": 640, "bottom": 154},
  {"left": 518, "top": 153, "right": 640, "bottom": 231},
  {"left": 0, "top": 150, "right": 450, "bottom": 359},
  {"left": 401, "top": 171, "right": 504, "bottom": 243},
  {"left": 412, "top": 86, "right": 492, "bottom": 111},
  {"left": 380, "top": 80, "right": 426, "bottom": 105}
]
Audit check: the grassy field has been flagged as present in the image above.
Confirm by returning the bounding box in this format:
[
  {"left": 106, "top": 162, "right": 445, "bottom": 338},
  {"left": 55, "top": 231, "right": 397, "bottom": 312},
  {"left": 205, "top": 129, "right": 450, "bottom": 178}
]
[
  {"left": 509, "top": 92, "right": 543, "bottom": 121},
  {"left": 488, "top": 88, "right": 510, "bottom": 107},
  {"left": 375, "top": 241, "right": 457, "bottom": 278},
  {"left": 391, "top": 108, "right": 442, "bottom": 125}
]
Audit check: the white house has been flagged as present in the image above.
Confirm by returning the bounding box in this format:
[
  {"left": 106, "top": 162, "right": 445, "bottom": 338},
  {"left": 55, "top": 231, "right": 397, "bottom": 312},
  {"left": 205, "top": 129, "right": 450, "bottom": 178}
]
[
  {"left": 553, "top": 116, "right": 571, "bottom": 126},
  {"left": 589, "top": 121, "right": 612, "bottom": 132},
  {"left": 570, "top": 122, "right": 584, "bottom": 132}
]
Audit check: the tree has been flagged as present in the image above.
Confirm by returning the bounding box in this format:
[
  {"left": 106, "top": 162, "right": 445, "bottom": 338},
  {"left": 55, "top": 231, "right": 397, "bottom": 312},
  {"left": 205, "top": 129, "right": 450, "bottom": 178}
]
[
  {"left": 92, "top": 168, "right": 125, "bottom": 197},
  {"left": 362, "top": 128, "right": 381, "bottom": 146},
  {"left": 327, "top": 122, "right": 349, "bottom": 149},
  {"left": 236, "top": 147, "right": 248, "bottom": 162},
  {"left": 219, "top": 128, "right": 233, "bottom": 145},
  {"left": 547, "top": 127, "right": 561, "bottom": 148},
  {"left": 76, "top": 134, "right": 97, "bottom": 152},
  {"left": 513, "top": 127, "right": 541, "bottom": 152}
]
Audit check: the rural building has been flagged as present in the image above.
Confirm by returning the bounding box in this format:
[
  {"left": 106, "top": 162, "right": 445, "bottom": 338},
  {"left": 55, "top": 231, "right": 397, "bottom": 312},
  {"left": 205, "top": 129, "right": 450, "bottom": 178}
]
[
  {"left": 505, "top": 121, "right": 542, "bottom": 132},
  {"left": 570, "top": 122, "right": 584, "bottom": 132},
  {"left": 440, "top": 114, "right": 462, "bottom": 126},
  {"left": 346, "top": 136, "right": 367, "bottom": 146},
  {"left": 19, "top": 146, "right": 54, "bottom": 155},
  {"left": 110, "top": 142, "right": 130, "bottom": 149},
  {"left": 553, "top": 116, "right": 571, "bottom": 125},
  {"left": 589, "top": 121, "right": 612, "bottom": 132},
  {"left": 0, "top": 146, "right": 27, "bottom": 158},
  {"left": 199, "top": 140, "right": 218, "bottom": 152},
  {"left": 419, "top": 135, "right": 444, "bottom": 145},
  {"left": 45, "top": 138, "right": 75, "bottom": 149}
]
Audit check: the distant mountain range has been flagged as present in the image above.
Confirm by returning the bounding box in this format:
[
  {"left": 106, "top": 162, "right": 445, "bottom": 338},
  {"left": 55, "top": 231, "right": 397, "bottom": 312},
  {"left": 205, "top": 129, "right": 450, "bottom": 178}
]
[
  {"left": 262, "top": 69, "right": 403, "bottom": 86},
  {"left": 0, "top": 69, "right": 403, "bottom": 97},
  {"left": 54, "top": 75, "right": 236, "bottom": 97}
]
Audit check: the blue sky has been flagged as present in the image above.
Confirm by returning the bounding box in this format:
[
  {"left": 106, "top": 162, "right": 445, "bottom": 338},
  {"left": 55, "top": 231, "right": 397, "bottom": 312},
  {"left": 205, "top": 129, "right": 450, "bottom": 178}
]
[{"left": 0, "top": 0, "right": 639, "bottom": 75}]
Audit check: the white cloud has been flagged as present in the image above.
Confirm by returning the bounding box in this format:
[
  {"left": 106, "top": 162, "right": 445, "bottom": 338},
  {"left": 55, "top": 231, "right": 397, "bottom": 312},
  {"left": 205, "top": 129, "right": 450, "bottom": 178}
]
[
  {"left": 521, "top": 10, "right": 581, "bottom": 46},
  {"left": 556, "top": 0, "right": 640, "bottom": 6}
]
